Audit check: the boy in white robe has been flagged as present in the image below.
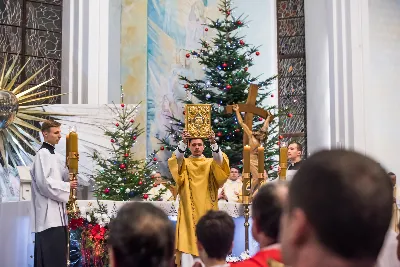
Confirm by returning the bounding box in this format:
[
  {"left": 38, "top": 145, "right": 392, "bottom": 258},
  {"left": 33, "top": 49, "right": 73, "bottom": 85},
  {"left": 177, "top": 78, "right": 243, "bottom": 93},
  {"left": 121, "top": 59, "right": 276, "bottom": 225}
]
[
  {"left": 31, "top": 120, "right": 78, "bottom": 267},
  {"left": 218, "top": 166, "right": 242, "bottom": 203}
]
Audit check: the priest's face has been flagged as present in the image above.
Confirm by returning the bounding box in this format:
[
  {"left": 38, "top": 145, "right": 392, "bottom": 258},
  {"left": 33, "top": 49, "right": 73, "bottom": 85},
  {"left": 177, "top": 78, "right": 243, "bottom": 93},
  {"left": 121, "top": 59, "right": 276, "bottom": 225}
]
[
  {"left": 154, "top": 172, "right": 162, "bottom": 185},
  {"left": 43, "top": 126, "right": 61, "bottom": 146},
  {"left": 189, "top": 139, "right": 204, "bottom": 156},
  {"left": 229, "top": 168, "right": 240, "bottom": 181}
]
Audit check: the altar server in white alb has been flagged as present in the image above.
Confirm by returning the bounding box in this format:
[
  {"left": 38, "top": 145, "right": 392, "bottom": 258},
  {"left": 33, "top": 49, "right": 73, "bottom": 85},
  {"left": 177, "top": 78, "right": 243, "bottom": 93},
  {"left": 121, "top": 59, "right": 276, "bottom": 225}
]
[{"left": 30, "top": 120, "right": 78, "bottom": 267}]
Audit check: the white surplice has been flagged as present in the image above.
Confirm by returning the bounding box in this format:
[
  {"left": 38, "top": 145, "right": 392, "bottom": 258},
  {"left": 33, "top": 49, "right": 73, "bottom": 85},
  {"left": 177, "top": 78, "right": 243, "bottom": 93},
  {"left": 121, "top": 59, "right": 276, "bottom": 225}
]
[
  {"left": 218, "top": 179, "right": 242, "bottom": 203},
  {"left": 146, "top": 183, "right": 173, "bottom": 201},
  {"left": 30, "top": 143, "right": 71, "bottom": 233}
]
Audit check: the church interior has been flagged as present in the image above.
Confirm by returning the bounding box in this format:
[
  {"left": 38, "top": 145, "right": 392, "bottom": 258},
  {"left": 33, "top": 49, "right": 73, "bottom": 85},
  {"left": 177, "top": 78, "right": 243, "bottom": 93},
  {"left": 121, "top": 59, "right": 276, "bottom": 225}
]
[{"left": 0, "top": 0, "right": 399, "bottom": 266}]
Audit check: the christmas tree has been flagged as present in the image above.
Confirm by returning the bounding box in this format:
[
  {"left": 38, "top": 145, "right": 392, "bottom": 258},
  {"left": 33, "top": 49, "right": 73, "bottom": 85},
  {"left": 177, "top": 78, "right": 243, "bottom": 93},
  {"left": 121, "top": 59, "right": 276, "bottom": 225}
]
[
  {"left": 92, "top": 103, "right": 160, "bottom": 201},
  {"left": 158, "top": 0, "right": 288, "bottom": 178}
]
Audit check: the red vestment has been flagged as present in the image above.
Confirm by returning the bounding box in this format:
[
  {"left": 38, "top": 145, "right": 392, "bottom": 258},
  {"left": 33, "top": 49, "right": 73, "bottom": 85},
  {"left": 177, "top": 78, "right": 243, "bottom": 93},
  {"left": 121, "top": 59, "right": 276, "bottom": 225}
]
[{"left": 231, "top": 248, "right": 282, "bottom": 267}]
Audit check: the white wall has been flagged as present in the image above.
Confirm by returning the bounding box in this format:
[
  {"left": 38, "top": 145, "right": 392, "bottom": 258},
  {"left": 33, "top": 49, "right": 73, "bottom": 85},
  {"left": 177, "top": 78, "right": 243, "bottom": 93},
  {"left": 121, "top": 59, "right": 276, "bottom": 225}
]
[
  {"left": 61, "top": 0, "right": 121, "bottom": 104},
  {"left": 366, "top": 0, "right": 400, "bottom": 173},
  {"left": 305, "top": 0, "right": 370, "bottom": 155}
]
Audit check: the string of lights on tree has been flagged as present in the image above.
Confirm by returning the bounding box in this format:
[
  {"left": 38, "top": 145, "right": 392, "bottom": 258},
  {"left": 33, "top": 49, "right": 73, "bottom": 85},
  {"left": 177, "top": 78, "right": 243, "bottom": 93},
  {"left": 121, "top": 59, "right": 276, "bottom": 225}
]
[
  {"left": 158, "top": 0, "right": 294, "bottom": 178},
  {"left": 92, "top": 101, "right": 162, "bottom": 201}
]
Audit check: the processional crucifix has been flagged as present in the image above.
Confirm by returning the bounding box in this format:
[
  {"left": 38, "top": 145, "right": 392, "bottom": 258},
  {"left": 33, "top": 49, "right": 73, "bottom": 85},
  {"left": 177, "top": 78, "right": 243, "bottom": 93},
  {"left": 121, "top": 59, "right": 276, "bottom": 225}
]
[{"left": 225, "top": 84, "right": 273, "bottom": 251}]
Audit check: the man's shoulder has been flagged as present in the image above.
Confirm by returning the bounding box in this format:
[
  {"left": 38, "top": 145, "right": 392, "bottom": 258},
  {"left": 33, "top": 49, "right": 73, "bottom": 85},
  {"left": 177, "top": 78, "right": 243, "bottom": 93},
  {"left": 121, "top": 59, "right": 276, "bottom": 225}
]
[{"left": 232, "top": 249, "right": 282, "bottom": 267}]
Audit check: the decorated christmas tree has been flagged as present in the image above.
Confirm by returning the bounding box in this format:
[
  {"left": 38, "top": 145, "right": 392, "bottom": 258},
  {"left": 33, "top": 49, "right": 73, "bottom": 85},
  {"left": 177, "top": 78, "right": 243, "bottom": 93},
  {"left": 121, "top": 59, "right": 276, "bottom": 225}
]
[
  {"left": 158, "top": 0, "right": 289, "bottom": 178},
  {"left": 92, "top": 103, "right": 160, "bottom": 201}
]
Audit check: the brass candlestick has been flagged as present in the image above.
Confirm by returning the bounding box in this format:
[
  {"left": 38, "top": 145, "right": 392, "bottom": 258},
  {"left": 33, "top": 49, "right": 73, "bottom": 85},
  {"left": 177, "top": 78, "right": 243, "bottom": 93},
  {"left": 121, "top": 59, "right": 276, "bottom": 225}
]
[
  {"left": 67, "top": 152, "right": 80, "bottom": 215},
  {"left": 240, "top": 172, "right": 251, "bottom": 251},
  {"left": 66, "top": 150, "right": 79, "bottom": 266}
]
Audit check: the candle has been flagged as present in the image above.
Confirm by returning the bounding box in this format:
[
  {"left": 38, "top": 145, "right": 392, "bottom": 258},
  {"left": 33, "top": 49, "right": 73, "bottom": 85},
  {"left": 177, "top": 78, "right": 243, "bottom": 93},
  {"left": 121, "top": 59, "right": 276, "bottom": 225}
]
[
  {"left": 68, "top": 130, "right": 79, "bottom": 173},
  {"left": 243, "top": 145, "right": 250, "bottom": 173},
  {"left": 258, "top": 145, "right": 264, "bottom": 173},
  {"left": 279, "top": 146, "right": 288, "bottom": 179},
  {"left": 66, "top": 133, "right": 70, "bottom": 165}
]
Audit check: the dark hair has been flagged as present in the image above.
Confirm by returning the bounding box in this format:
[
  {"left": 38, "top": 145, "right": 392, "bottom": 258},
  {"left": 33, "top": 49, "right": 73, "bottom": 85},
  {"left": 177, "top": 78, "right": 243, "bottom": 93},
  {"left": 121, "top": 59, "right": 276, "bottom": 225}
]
[
  {"left": 289, "top": 141, "right": 302, "bottom": 152},
  {"left": 41, "top": 120, "right": 61, "bottom": 132},
  {"left": 252, "top": 182, "right": 287, "bottom": 243},
  {"left": 196, "top": 210, "right": 235, "bottom": 260},
  {"left": 289, "top": 150, "right": 392, "bottom": 260},
  {"left": 108, "top": 202, "right": 174, "bottom": 267},
  {"left": 388, "top": 172, "right": 396, "bottom": 176},
  {"left": 230, "top": 166, "right": 240, "bottom": 172}
]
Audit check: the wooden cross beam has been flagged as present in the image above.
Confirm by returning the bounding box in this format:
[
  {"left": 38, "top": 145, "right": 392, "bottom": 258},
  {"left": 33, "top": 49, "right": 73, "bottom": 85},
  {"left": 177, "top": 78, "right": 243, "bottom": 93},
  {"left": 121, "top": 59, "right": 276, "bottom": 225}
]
[{"left": 225, "top": 84, "right": 273, "bottom": 145}]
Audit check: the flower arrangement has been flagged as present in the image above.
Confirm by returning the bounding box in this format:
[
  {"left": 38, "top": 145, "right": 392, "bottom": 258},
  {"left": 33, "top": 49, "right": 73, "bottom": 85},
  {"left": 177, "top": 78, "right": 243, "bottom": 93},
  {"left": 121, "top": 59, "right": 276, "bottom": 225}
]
[
  {"left": 226, "top": 251, "right": 250, "bottom": 263},
  {"left": 69, "top": 202, "right": 116, "bottom": 267}
]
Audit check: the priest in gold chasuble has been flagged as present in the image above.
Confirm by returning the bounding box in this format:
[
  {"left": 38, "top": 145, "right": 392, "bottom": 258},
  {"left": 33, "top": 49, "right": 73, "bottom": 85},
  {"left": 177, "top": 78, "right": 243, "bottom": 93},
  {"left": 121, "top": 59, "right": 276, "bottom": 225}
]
[{"left": 168, "top": 130, "right": 230, "bottom": 267}]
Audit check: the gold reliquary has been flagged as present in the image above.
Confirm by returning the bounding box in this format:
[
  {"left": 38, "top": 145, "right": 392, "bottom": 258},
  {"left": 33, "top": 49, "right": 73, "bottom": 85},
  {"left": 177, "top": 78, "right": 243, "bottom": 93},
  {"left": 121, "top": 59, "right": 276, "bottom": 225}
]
[{"left": 185, "top": 104, "right": 212, "bottom": 138}]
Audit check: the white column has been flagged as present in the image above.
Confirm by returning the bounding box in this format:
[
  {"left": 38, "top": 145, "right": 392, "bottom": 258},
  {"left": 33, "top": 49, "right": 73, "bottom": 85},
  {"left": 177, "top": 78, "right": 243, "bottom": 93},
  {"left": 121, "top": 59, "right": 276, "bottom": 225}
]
[
  {"left": 305, "top": 0, "right": 369, "bottom": 154},
  {"left": 304, "top": 0, "right": 332, "bottom": 154},
  {"left": 61, "top": 0, "right": 121, "bottom": 104}
]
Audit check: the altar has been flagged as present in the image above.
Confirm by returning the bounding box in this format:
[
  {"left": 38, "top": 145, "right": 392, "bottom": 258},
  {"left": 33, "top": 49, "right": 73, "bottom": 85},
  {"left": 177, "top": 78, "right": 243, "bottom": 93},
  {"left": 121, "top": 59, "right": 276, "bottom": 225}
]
[{"left": 0, "top": 200, "right": 257, "bottom": 267}]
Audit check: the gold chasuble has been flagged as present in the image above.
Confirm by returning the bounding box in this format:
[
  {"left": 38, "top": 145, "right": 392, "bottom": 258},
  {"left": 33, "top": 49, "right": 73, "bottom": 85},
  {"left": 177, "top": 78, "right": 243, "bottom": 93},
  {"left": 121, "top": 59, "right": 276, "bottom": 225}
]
[{"left": 168, "top": 153, "right": 230, "bottom": 266}]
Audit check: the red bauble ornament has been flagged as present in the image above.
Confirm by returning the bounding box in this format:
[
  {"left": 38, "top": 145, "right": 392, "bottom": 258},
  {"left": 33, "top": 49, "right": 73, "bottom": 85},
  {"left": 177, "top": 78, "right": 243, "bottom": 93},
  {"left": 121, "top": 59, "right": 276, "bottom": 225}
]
[
  {"left": 184, "top": 84, "right": 189, "bottom": 89},
  {"left": 235, "top": 129, "right": 240, "bottom": 132},
  {"left": 130, "top": 119, "right": 134, "bottom": 123},
  {"left": 119, "top": 163, "right": 126, "bottom": 169},
  {"left": 139, "top": 180, "right": 143, "bottom": 185},
  {"left": 124, "top": 153, "right": 129, "bottom": 157},
  {"left": 237, "top": 20, "right": 242, "bottom": 25},
  {"left": 239, "top": 40, "right": 245, "bottom": 45},
  {"left": 226, "top": 85, "right": 232, "bottom": 90},
  {"left": 153, "top": 157, "right": 157, "bottom": 161},
  {"left": 226, "top": 11, "right": 231, "bottom": 15},
  {"left": 217, "top": 132, "right": 222, "bottom": 137},
  {"left": 115, "top": 123, "right": 119, "bottom": 127},
  {"left": 205, "top": 28, "right": 209, "bottom": 32},
  {"left": 288, "top": 113, "right": 293, "bottom": 118},
  {"left": 121, "top": 103, "right": 125, "bottom": 108},
  {"left": 160, "top": 146, "right": 165, "bottom": 150},
  {"left": 270, "top": 166, "right": 274, "bottom": 170},
  {"left": 111, "top": 139, "right": 115, "bottom": 143},
  {"left": 132, "top": 136, "right": 137, "bottom": 140},
  {"left": 153, "top": 183, "right": 158, "bottom": 187},
  {"left": 143, "top": 194, "right": 149, "bottom": 200},
  {"left": 104, "top": 188, "right": 110, "bottom": 194},
  {"left": 258, "top": 117, "right": 263, "bottom": 121},
  {"left": 279, "top": 135, "right": 284, "bottom": 140},
  {"left": 186, "top": 53, "right": 191, "bottom": 58},
  {"left": 222, "top": 62, "right": 228, "bottom": 68},
  {"left": 277, "top": 141, "right": 281, "bottom": 145},
  {"left": 244, "top": 67, "right": 248, "bottom": 72},
  {"left": 256, "top": 51, "right": 260, "bottom": 56},
  {"left": 271, "top": 94, "right": 274, "bottom": 97},
  {"left": 183, "top": 111, "right": 186, "bottom": 115}
]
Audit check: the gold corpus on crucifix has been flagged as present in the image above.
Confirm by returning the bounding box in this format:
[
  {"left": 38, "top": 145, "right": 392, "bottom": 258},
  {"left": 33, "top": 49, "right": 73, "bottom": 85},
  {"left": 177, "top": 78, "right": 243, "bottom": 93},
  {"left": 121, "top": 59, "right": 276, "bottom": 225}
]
[
  {"left": 185, "top": 104, "right": 212, "bottom": 138},
  {"left": 226, "top": 84, "right": 273, "bottom": 194}
]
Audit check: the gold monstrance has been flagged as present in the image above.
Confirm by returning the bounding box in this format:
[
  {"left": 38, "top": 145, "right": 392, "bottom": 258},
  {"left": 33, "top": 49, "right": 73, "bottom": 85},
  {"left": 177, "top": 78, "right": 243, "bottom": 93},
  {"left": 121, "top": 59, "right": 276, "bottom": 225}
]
[{"left": 185, "top": 104, "right": 212, "bottom": 138}]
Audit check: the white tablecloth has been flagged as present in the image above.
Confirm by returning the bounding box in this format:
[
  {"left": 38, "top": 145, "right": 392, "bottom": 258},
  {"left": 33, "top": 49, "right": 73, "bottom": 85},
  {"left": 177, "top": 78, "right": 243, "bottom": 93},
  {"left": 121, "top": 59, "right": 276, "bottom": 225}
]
[
  {"left": 0, "top": 200, "right": 254, "bottom": 267},
  {"left": 77, "top": 200, "right": 249, "bottom": 218}
]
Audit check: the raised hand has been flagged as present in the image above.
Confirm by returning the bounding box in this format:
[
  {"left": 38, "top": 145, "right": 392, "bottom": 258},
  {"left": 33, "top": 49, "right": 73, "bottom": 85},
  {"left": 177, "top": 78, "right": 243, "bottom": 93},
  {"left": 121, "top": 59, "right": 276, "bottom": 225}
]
[
  {"left": 232, "top": 104, "right": 239, "bottom": 112},
  {"left": 182, "top": 130, "right": 191, "bottom": 143},
  {"left": 208, "top": 130, "right": 216, "bottom": 144}
]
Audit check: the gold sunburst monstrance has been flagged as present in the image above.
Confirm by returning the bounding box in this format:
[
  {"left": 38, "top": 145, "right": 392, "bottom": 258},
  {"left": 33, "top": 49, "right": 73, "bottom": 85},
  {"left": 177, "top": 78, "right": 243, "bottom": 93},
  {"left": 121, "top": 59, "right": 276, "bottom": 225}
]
[{"left": 0, "top": 55, "right": 67, "bottom": 168}]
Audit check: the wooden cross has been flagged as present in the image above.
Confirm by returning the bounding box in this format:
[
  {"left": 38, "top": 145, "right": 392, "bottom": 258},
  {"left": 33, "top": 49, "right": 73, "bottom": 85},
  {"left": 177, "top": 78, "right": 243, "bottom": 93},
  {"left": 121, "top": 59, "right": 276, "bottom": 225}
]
[{"left": 225, "top": 84, "right": 272, "bottom": 145}]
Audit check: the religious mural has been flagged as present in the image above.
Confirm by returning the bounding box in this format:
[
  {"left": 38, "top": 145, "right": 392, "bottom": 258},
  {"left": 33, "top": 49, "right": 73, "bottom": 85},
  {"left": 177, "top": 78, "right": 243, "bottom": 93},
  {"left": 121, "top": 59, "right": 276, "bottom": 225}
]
[{"left": 146, "top": 0, "right": 213, "bottom": 173}]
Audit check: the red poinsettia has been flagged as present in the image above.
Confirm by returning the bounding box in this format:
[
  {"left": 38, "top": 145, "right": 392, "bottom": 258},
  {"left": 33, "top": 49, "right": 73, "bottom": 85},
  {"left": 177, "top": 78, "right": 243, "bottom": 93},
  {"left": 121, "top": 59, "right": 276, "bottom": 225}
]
[{"left": 69, "top": 217, "right": 84, "bottom": 230}]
